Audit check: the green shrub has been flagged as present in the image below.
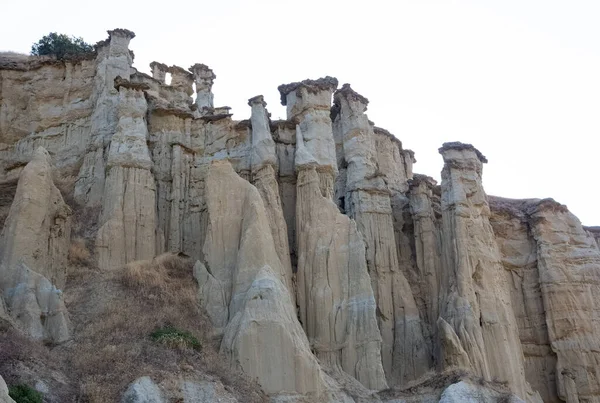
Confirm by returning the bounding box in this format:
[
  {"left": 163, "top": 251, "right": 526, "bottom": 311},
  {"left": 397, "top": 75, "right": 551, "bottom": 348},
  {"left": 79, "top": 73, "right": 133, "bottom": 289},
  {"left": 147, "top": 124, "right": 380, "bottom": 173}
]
[
  {"left": 150, "top": 326, "right": 201, "bottom": 351},
  {"left": 31, "top": 33, "right": 93, "bottom": 59},
  {"left": 8, "top": 384, "right": 43, "bottom": 403}
]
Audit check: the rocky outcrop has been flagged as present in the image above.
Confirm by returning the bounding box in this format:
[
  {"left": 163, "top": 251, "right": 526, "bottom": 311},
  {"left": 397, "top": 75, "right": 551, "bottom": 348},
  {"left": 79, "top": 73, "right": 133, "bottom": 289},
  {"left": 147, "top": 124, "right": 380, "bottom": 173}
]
[
  {"left": 95, "top": 86, "right": 158, "bottom": 270},
  {"left": 190, "top": 64, "right": 216, "bottom": 114},
  {"left": 122, "top": 377, "right": 164, "bottom": 403},
  {"left": 439, "top": 381, "right": 523, "bottom": 403},
  {"left": 197, "top": 160, "right": 327, "bottom": 399},
  {"left": 489, "top": 197, "right": 559, "bottom": 403},
  {"left": 2, "top": 29, "right": 599, "bottom": 403},
  {"left": 409, "top": 175, "right": 442, "bottom": 329},
  {"left": 181, "top": 380, "right": 238, "bottom": 403},
  {"left": 0, "top": 147, "right": 71, "bottom": 342},
  {"left": 75, "top": 29, "right": 135, "bottom": 207},
  {"left": 333, "top": 84, "right": 430, "bottom": 386},
  {"left": 529, "top": 199, "right": 600, "bottom": 403},
  {"left": 437, "top": 143, "right": 535, "bottom": 401},
  {"left": 585, "top": 226, "right": 600, "bottom": 250},
  {"left": 295, "top": 161, "right": 387, "bottom": 390}
]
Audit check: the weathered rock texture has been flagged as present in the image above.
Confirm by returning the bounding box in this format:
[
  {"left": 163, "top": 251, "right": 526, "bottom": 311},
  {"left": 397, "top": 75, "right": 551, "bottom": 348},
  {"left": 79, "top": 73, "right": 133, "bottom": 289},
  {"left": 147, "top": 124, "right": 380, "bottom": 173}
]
[
  {"left": 198, "top": 160, "right": 326, "bottom": 399},
  {"left": 95, "top": 85, "right": 158, "bottom": 270},
  {"left": 491, "top": 197, "right": 600, "bottom": 403},
  {"left": 333, "top": 84, "right": 430, "bottom": 386},
  {"left": 0, "top": 147, "right": 71, "bottom": 342},
  {"left": 437, "top": 143, "right": 535, "bottom": 401},
  {"left": 1, "top": 29, "right": 599, "bottom": 403},
  {"left": 295, "top": 163, "right": 387, "bottom": 391}
]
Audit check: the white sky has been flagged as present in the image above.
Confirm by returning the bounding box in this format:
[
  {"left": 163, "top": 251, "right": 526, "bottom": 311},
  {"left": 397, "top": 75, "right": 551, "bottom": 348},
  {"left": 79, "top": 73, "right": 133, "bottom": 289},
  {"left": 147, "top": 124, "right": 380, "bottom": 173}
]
[{"left": 2, "top": 0, "right": 599, "bottom": 224}]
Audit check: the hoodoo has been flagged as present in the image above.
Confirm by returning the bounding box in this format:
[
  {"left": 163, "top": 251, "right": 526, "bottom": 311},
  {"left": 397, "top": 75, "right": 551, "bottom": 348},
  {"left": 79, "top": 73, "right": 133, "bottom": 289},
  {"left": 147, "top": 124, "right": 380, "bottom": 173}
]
[{"left": 0, "top": 29, "right": 597, "bottom": 403}]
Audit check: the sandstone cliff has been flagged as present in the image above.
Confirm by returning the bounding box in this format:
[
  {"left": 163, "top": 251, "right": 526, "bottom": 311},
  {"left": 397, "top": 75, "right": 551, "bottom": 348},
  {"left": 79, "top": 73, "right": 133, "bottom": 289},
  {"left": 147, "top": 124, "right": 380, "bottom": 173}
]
[{"left": 0, "top": 29, "right": 597, "bottom": 403}]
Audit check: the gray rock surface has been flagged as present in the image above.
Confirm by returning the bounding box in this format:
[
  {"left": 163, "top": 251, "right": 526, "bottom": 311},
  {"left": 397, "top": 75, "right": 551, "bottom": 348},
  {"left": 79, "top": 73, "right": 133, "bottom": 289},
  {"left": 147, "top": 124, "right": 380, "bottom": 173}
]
[
  {"left": 0, "top": 376, "right": 16, "bottom": 403},
  {"left": 121, "top": 377, "right": 165, "bottom": 403}
]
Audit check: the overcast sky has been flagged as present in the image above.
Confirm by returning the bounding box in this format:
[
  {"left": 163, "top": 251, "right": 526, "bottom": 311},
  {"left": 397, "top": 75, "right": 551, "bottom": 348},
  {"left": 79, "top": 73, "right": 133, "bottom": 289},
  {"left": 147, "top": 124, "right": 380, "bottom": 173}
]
[{"left": 2, "top": 0, "right": 599, "bottom": 224}]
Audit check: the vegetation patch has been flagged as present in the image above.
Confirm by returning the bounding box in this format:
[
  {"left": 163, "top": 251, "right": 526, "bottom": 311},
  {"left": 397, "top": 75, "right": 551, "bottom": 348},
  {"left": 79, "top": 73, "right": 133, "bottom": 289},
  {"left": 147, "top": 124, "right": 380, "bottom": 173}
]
[
  {"left": 8, "top": 384, "right": 43, "bottom": 403},
  {"left": 30, "top": 32, "right": 93, "bottom": 59},
  {"left": 150, "top": 326, "right": 201, "bottom": 351}
]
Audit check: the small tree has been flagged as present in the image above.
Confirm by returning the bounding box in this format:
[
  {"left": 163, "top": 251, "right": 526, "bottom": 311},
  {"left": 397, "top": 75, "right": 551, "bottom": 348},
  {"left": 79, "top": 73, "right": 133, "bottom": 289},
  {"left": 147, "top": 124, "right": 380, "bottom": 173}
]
[{"left": 31, "top": 32, "right": 93, "bottom": 59}]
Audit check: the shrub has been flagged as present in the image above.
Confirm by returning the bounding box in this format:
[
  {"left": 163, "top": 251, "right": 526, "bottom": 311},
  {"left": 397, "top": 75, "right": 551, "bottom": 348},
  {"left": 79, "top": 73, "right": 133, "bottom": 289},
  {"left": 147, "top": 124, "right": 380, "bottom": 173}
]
[
  {"left": 150, "top": 326, "right": 201, "bottom": 351},
  {"left": 8, "top": 384, "right": 43, "bottom": 403},
  {"left": 31, "top": 33, "right": 93, "bottom": 59}
]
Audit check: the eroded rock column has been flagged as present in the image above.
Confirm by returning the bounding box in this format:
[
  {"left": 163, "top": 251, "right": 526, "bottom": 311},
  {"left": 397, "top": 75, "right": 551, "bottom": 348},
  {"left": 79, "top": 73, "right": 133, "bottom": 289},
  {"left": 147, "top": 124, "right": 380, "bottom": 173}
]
[
  {"left": 190, "top": 63, "right": 216, "bottom": 114},
  {"left": 438, "top": 142, "right": 532, "bottom": 401},
  {"left": 75, "top": 29, "right": 135, "bottom": 206},
  {"left": 295, "top": 126, "right": 387, "bottom": 391},
  {"left": 333, "top": 84, "right": 430, "bottom": 385},
  {"left": 278, "top": 77, "right": 338, "bottom": 199},
  {"left": 95, "top": 85, "right": 157, "bottom": 270},
  {"left": 149, "top": 61, "right": 168, "bottom": 83},
  {"left": 168, "top": 65, "right": 194, "bottom": 98},
  {"left": 248, "top": 96, "right": 294, "bottom": 296},
  {"left": 409, "top": 174, "right": 442, "bottom": 329}
]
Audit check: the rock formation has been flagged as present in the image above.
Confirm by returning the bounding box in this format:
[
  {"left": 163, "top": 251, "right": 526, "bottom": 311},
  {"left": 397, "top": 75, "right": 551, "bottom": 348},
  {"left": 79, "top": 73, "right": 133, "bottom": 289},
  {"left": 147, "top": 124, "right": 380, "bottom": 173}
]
[
  {"left": 332, "top": 84, "right": 430, "bottom": 386},
  {"left": 198, "top": 160, "right": 326, "bottom": 399},
  {"left": 295, "top": 129, "right": 387, "bottom": 390},
  {"left": 278, "top": 77, "right": 339, "bottom": 199},
  {"left": 0, "top": 376, "right": 15, "bottom": 403},
  {"left": 1, "top": 28, "right": 598, "bottom": 403},
  {"left": 248, "top": 95, "right": 294, "bottom": 296},
  {"left": 491, "top": 197, "right": 600, "bottom": 403},
  {"left": 437, "top": 143, "right": 535, "bottom": 401},
  {"left": 95, "top": 84, "right": 158, "bottom": 270},
  {"left": 0, "top": 147, "right": 71, "bottom": 343}
]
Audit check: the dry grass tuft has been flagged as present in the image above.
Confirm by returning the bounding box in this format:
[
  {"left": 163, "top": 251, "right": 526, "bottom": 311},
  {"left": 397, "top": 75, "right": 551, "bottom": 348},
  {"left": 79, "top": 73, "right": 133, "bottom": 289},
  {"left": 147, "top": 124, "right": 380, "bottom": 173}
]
[
  {"left": 68, "top": 237, "right": 91, "bottom": 265},
  {"left": 53, "top": 173, "right": 78, "bottom": 209},
  {"left": 0, "top": 51, "right": 31, "bottom": 62}
]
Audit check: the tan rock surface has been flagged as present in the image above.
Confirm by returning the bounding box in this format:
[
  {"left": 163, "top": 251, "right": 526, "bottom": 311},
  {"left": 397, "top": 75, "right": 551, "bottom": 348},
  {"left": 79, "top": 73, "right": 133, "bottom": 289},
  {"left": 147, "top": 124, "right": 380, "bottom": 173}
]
[
  {"left": 1, "top": 29, "right": 600, "bottom": 403},
  {"left": 0, "top": 147, "right": 71, "bottom": 342},
  {"left": 490, "top": 197, "right": 559, "bottom": 402},
  {"left": 199, "top": 160, "right": 327, "bottom": 398},
  {"left": 529, "top": 199, "right": 600, "bottom": 403},
  {"left": 279, "top": 77, "right": 338, "bottom": 198},
  {"left": 409, "top": 175, "right": 442, "bottom": 329},
  {"left": 438, "top": 143, "right": 536, "bottom": 402},
  {"left": 334, "top": 84, "right": 430, "bottom": 386},
  {"left": 96, "top": 86, "right": 158, "bottom": 270},
  {"left": 248, "top": 96, "right": 294, "bottom": 296},
  {"left": 296, "top": 165, "right": 387, "bottom": 391},
  {"left": 74, "top": 29, "right": 135, "bottom": 206}
]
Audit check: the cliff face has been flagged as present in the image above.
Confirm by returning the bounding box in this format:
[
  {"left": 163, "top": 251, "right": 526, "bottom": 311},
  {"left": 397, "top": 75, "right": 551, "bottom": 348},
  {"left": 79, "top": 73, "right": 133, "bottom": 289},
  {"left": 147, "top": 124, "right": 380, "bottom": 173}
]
[{"left": 0, "top": 29, "right": 598, "bottom": 403}]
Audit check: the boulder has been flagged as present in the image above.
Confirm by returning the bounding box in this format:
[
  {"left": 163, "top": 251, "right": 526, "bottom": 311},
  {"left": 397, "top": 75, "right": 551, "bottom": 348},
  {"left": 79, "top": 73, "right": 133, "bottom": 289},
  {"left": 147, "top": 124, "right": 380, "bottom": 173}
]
[{"left": 121, "top": 377, "right": 164, "bottom": 403}]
